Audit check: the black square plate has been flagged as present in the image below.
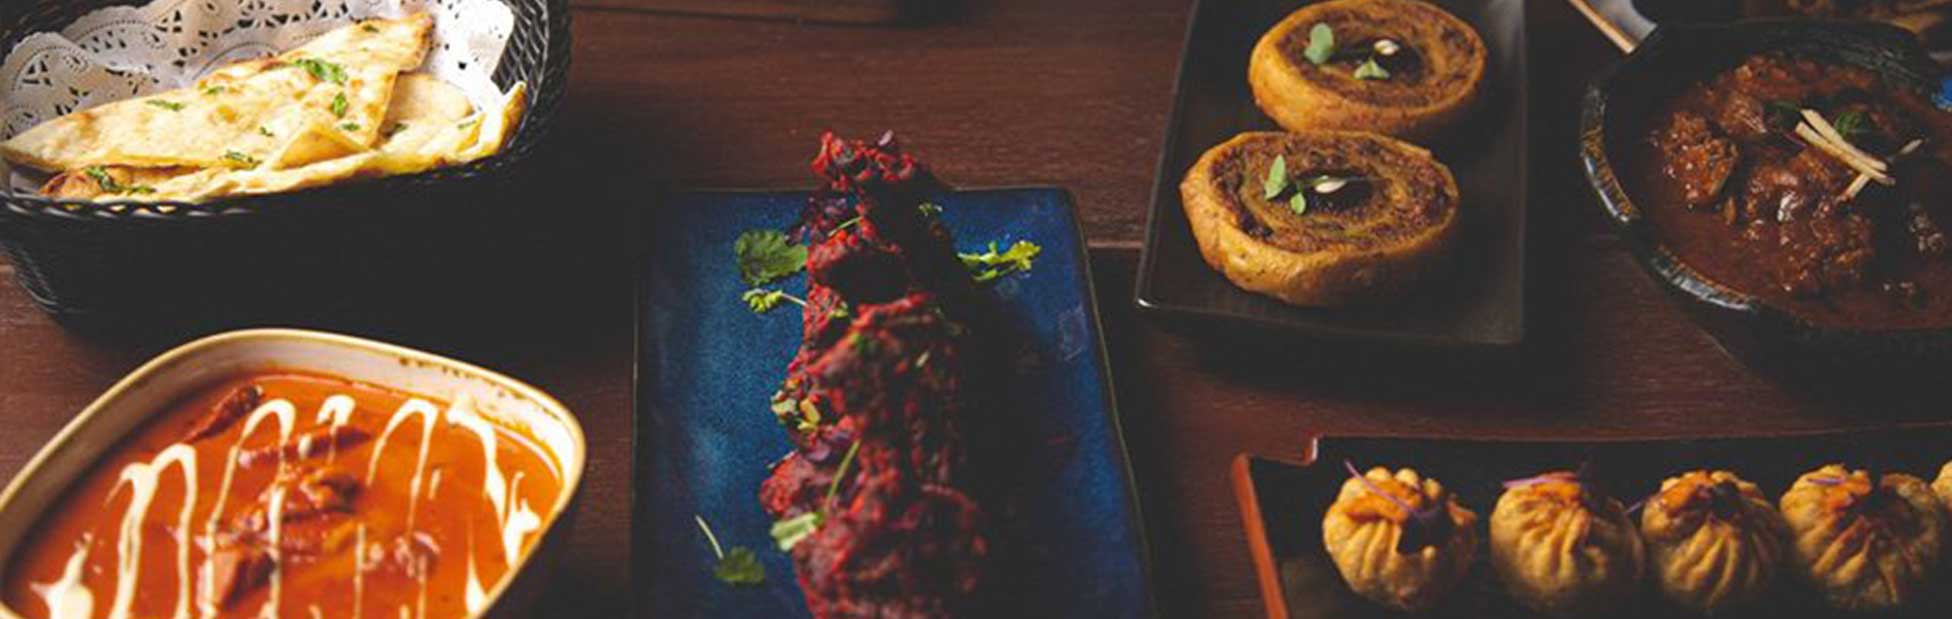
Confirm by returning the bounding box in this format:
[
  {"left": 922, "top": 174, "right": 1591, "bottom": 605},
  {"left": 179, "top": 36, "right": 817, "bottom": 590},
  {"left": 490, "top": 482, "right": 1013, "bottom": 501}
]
[{"left": 1136, "top": 0, "right": 1528, "bottom": 349}]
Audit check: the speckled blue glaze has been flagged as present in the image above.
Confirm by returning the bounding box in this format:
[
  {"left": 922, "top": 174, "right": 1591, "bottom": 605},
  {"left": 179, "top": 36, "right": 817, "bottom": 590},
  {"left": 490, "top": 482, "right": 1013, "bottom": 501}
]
[{"left": 636, "top": 189, "right": 1153, "bottom": 619}]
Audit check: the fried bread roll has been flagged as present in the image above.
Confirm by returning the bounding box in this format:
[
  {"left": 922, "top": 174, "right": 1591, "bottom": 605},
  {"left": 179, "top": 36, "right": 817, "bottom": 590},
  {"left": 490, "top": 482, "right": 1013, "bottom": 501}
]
[
  {"left": 1780, "top": 465, "right": 1946, "bottom": 613},
  {"left": 1322, "top": 465, "right": 1479, "bottom": 612},
  {"left": 1180, "top": 131, "right": 1462, "bottom": 306},
  {"left": 1639, "top": 470, "right": 1789, "bottom": 614},
  {"left": 1248, "top": 0, "right": 1486, "bottom": 140}
]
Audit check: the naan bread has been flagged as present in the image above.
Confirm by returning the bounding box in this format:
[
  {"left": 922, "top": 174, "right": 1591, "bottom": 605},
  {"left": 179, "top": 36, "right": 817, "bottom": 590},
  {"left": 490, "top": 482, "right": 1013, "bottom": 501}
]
[
  {"left": 2, "top": 14, "right": 433, "bottom": 172},
  {"left": 39, "top": 74, "right": 527, "bottom": 202}
]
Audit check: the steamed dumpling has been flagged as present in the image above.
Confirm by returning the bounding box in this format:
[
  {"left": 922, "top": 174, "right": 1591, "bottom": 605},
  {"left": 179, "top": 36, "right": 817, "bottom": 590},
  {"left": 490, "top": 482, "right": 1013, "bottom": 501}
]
[
  {"left": 1322, "top": 466, "right": 1479, "bottom": 612},
  {"left": 1490, "top": 472, "right": 1644, "bottom": 616},
  {"left": 1639, "top": 470, "right": 1788, "bottom": 614},
  {"left": 1779, "top": 464, "right": 1947, "bottom": 613}
]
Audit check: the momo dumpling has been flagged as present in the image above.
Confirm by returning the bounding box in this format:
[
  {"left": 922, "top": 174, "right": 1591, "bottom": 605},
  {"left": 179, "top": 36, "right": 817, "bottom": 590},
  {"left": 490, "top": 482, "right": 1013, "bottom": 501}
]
[
  {"left": 1322, "top": 464, "right": 1479, "bottom": 612},
  {"left": 1779, "top": 465, "right": 1947, "bottom": 613},
  {"left": 1639, "top": 470, "right": 1788, "bottom": 614},
  {"left": 1490, "top": 471, "right": 1644, "bottom": 616}
]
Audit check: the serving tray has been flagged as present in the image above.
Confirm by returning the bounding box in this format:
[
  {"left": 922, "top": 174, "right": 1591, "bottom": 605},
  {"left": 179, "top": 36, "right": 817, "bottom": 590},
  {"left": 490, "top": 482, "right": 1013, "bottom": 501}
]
[
  {"left": 634, "top": 189, "right": 1155, "bottom": 618},
  {"left": 1233, "top": 431, "right": 1952, "bottom": 619},
  {"left": 1135, "top": 0, "right": 1528, "bottom": 350}
]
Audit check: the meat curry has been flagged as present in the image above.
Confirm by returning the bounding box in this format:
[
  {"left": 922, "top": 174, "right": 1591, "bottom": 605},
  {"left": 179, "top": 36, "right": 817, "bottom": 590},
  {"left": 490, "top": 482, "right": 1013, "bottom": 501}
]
[
  {"left": 1633, "top": 53, "right": 1952, "bottom": 328},
  {"left": 1, "top": 373, "right": 565, "bottom": 619}
]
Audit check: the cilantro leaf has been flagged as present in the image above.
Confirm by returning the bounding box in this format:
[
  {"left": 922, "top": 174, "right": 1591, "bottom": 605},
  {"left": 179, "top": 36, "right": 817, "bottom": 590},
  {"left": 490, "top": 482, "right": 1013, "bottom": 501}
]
[
  {"left": 1354, "top": 59, "right": 1390, "bottom": 81},
  {"left": 771, "top": 512, "right": 823, "bottom": 552},
  {"left": 292, "top": 58, "right": 348, "bottom": 84},
  {"left": 203, "top": 85, "right": 227, "bottom": 95},
  {"left": 960, "top": 240, "right": 1043, "bottom": 283},
  {"left": 919, "top": 202, "right": 945, "bottom": 217},
  {"left": 1305, "top": 23, "right": 1335, "bottom": 65},
  {"left": 695, "top": 515, "right": 765, "bottom": 586},
  {"left": 1290, "top": 191, "right": 1308, "bottom": 215},
  {"left": 258, "top": 126, "right": 275, "bottom": 138},
  {"left": 714, "top": 548, "right": 766, "bottom": 586},
  {"left": 734, "top": 229, "right": 808, "bottom": 286},
  {"left": 83, "top": 166, "right": 153, "bottom": 195},
  {"left": 146, "top": 100, "right": 185, "bottom": 111},
  {"left": 223, "top": 151, "right": 261, "bottom": 168},
  {"left": 331, "top": 92, "right": 350, "bottom": 118},
  {"left": 743, "top": 288, "right": 805, "bottom": 314},
  {"left": 1264, "top": 154, "right": 1289, "bottom": 200},
  {"left": 1831, "top": 110, "right": 1869, "bottom": 138},
  {"left": 339, "top": 121, "right": 362, "bottom": 132}
]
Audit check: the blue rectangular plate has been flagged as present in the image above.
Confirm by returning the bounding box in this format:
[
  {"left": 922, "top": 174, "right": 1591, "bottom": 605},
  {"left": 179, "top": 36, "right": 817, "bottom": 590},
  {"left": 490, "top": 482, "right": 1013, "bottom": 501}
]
[{"left": 635, "top": 188, "right": 1156, "bottom": 618}]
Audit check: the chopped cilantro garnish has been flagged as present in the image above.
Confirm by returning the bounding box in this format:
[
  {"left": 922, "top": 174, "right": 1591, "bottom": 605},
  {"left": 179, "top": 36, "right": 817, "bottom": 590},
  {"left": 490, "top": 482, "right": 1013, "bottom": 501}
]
[
  {"left": 695, "top": 516, "right": 764, "bottom": 586},
  {"left": 959, "top": 240, "right": 1043, "bottom": 283},
  {"left": 292, "top": 58, "right": 348, "bottom": 84},
  {"left": 257, "top": 126, "right": 275, "bottom": 138},
  {"left": 1354, "top": 58, "right": 1390, "bottom": 80},
  {"left": 743, "top": 288, "right": 805, "bottom": 314},
  {"left": 770, "top": 512, "right": 822, "bottom": 552},
  {"left": 330, "top": 92, "right": 349, "bottom": 117},
  {"left": 1264, "top": 154, "right": 1288, "bottom": 200},
  {"left": 146, "top": 100, "right": 185, "bottom": 111},
  {"left": 203, "top": 85, "right": 227, "bottom": 95},
  {"left": 1305, "top": 23, "right": 1335, "bottom": 65},
  {"left": 1832, "top": 110, "right": 1870, "bottom": 139},
  {"left": 83, "top": 166, "right": 155, "bottom": 195},
  {"left": 339, "top": 121, "right": 362, "bottom": 132},
  {"left": 222, "top": 151, "right": 261, "bottom": 168},
  {"left": 734, "top": 229, "right": 808, "bottom": 286},
  {"left": 918, "top": 202, "right": 945, "bottom": 217}
]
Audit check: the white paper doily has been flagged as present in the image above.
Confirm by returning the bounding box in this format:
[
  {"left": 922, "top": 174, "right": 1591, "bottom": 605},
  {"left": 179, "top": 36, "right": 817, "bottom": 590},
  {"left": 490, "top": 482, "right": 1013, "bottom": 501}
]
[{"left": 0, "top": 0, "right": 517, "bottom": 192}]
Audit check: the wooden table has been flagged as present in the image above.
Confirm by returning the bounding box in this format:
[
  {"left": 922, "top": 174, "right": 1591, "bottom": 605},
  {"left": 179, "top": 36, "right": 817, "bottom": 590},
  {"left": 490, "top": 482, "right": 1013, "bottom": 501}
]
[{"left": 3, "top": 1, "right": 1948, "bottom": 617}]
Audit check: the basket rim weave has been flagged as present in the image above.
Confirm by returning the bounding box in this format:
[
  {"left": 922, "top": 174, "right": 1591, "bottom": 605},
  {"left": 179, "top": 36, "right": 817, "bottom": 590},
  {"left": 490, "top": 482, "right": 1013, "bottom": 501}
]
[{"left": 0, "top": 0, "right": 570, "bottom": 222}]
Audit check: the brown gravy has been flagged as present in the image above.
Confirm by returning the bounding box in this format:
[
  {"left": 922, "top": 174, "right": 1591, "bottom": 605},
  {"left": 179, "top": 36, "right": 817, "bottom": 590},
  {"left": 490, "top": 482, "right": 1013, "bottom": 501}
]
[{"left": 1629, "top": 54, "right": 1952, "bottom": 329}]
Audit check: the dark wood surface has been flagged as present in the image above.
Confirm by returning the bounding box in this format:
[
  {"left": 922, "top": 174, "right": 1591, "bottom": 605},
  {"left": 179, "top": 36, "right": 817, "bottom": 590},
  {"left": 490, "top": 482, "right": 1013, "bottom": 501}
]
[{"left": 2, "top": 1, "right": 1947, "bottom": 618}]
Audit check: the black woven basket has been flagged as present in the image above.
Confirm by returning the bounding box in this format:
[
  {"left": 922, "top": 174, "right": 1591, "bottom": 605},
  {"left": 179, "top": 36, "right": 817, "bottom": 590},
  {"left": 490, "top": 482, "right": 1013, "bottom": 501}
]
[{"left": 0, "top": 0, "right": 570, "bottom": 326}]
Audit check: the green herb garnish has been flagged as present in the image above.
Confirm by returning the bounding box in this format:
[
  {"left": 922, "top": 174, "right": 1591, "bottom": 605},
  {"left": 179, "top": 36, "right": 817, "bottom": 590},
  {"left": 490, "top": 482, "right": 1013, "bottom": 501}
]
[
  {"left": 770, "top": 512, "right": 823, "bottom": 552},
  {"left": 918, "top": 202, "right": 944, "bottom": 217},
  {"left": 1831, "top": 110, "right": 1869, "bottom": 138},
  {"left": 362, "top": 24, "right": 380, "bottom": 33},
  {"left": 1305, "top": 23, "right": 1335, "bottom": 65},
  {"left": 292, "top": 58, "right": 348, "bottom": 84},
  {"left": 1354, "top": 58, "right": 1390, "bottom": 80},
  {"left": 734, "top": 229, "right": 809, "bottom": 286},
  {"left": 824, "top": 440, "right": 863, "bottom": 509},
  {"left": 258, "top": 126, "right": 275, "bottom": 138},
  {"left": 203, "top": 85, "right": 227, "bottom": 95},
  {"left": 695, "top": 516, "right": 764, "bottom": 586},
  {"left": 1290, "top": 192, "right": 1308, "bottom": 215},
  {"left": 83, "top": 166, "right": 154, "bottom": 195},
  {"left": 330, "top": 92, "right": 349, "bottom": 117},
  {"left": 743, "top": 288, "right": 806, "bottom": 314},
  {"left": 1264, "top": 154, "right": 1289, "bottom": 200},
  {"left": 338, "top": 122, "right": 361, "bottom": 132},
  {"left": 959, "top": 240, "right": 1042, "bottom": 283},
  {"left": 222, "top": 151, "right": 261, "bottom": 168},
  {"left": 146, "top": 100, "right": 185, "bottom": 111}
]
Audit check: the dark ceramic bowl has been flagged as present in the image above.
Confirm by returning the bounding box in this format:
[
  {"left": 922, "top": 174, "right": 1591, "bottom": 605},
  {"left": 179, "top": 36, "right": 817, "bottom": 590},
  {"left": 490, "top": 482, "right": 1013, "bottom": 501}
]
[{"left": 1580, "top": 19, "right": 1952, "bottom": 371}]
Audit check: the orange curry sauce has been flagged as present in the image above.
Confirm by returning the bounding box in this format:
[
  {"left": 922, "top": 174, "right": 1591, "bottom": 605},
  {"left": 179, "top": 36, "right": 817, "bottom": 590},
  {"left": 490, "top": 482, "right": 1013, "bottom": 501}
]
[{"left": 1, "top": 373, "right": 564, "bottom": 619}]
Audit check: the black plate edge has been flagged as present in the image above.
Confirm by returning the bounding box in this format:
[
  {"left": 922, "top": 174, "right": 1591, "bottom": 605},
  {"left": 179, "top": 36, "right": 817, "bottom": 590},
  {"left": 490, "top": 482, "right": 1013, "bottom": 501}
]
[{"left": 1132, "top": 0, "right": 1530, "bottom": 351}]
